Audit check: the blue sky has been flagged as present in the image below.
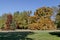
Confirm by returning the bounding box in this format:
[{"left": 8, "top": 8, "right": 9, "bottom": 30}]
[{"left": 0, "top": 0, "right": 60, "bottom": 16}]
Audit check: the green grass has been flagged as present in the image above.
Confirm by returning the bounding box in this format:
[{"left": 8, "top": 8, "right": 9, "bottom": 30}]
[
  {"left": 27, "top": 32, "right": 60, "bottom": 40},
  {"left": 0, "top": 31, "right": 60, "bottom": 40}
]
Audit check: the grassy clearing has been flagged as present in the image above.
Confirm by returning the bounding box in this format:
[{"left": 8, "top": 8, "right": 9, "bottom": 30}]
[
  {"left": 27, "top": 32, "right": 60, "bottom": 40},
  {"left": 0, "top": 31, "right": 60, "bottom": 40}
]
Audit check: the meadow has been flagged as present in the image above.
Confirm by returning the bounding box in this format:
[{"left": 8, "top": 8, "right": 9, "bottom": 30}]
[{"left": 0, "top": 30, "right": 60, "bottom": 40}]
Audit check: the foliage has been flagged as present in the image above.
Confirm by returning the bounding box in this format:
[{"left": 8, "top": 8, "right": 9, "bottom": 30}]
[
  {"left": 0, "top": 14, "right": 7, "bottom": 29},
  {"left": 28, "top": 7, "right": 56, "bottom": 30},
  {"left": 0, "top": 7, "right": 57, "bottom": 30},
  {"left": 55, "top": 5, "right": 60, "bottom": 28},
  {"left": 13, "top": 11, "right": 32, "bottom": 29},
  {"left": 1, "top": 14, "right": 16, "bottom": 30}
]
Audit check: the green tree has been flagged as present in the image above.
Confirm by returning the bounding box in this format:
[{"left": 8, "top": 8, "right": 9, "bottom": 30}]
[
  {"left": 56, "top": 5, "right": 60, "bottom": 29},
  {"left": 0, "top": 13, "right": 7, "bottom": 29},
  {"left": 13, "top": 11, "right": 32, "bottom": 29}
]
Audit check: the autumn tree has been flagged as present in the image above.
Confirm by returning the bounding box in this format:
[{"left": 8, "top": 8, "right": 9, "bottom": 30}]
[
  {"left": 13, "top": 11, "right": 32, "bottom": 29},
  {"left": 28, "top": 7, "right": 56, "bottom": 30},
  {"left": 1, "top": 14, "right": 16, "bottom": 30}
]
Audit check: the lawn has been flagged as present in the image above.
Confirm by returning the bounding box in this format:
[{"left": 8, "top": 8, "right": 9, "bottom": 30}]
[
  {"left": 0, "top": 30, "right": 60, "bottom": 40},
  {"left": 27, "top": 31, "right": 60, "bottom": 40}
]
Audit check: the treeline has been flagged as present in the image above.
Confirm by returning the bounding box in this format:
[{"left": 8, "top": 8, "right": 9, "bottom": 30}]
[{"left": 0, "top": 5, "right": 60, "bottom": 30}]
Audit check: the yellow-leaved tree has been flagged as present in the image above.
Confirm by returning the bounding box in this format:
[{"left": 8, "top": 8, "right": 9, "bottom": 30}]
[{"left": 28, "top": 7, "right": 56, "bottom": 30}]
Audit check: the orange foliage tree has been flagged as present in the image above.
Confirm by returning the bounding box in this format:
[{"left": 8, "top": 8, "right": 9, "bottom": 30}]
[{"left": 28, "top": 7, "right": 56, "bottom": 30}]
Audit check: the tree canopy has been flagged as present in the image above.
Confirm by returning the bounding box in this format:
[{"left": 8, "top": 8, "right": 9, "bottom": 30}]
[{"left": 0, "top": 6, "right": 59, "bottom": 30}]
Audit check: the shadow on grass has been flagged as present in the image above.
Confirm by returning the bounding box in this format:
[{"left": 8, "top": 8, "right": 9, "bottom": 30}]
[
  {"left": 49, "top": 32, "right": 60, "bottom": 37},
  {"left": 0, "top": 31, "right": 34, "bottom": 40}
]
